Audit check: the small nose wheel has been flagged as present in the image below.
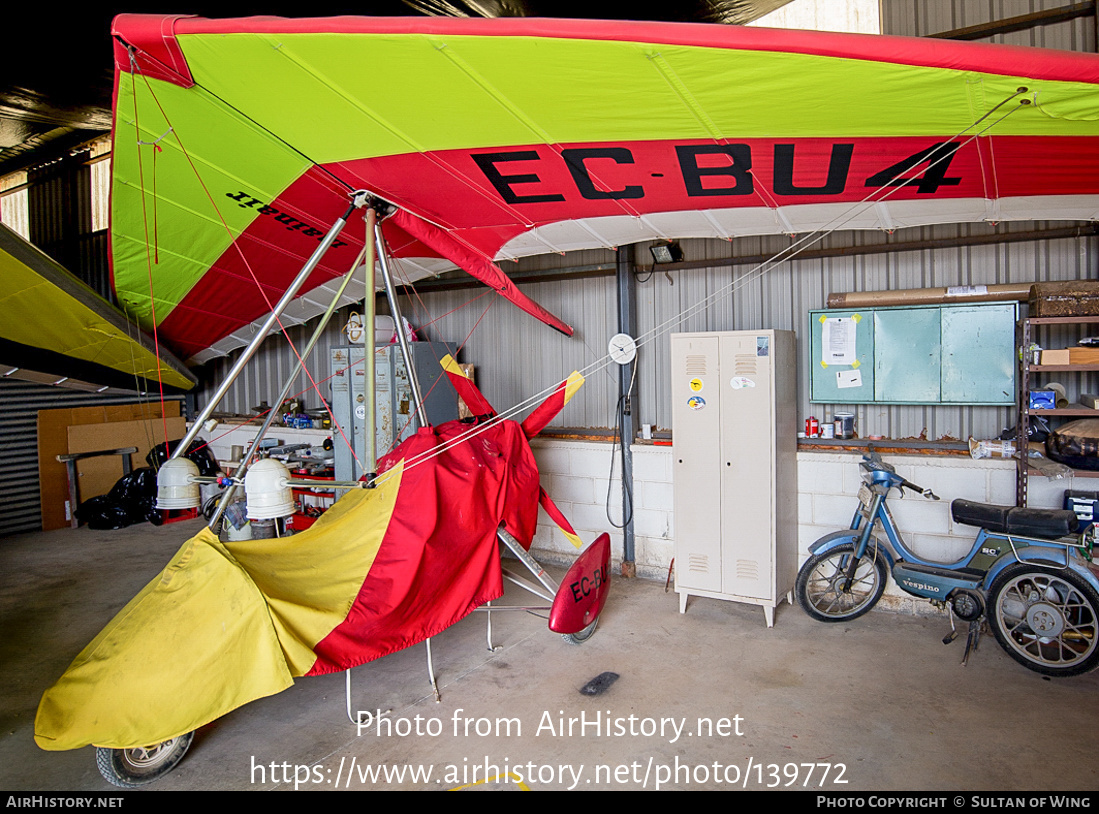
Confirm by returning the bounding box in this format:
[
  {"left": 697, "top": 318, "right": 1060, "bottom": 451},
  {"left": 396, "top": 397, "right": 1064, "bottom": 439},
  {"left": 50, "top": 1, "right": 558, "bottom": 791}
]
[{"left": 95, "top": 732, "right": 194, "bottom": 788}]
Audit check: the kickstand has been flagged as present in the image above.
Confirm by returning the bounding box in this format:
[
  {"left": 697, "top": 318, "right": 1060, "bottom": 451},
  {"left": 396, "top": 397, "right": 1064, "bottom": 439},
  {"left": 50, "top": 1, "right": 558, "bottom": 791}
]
[{"left": 961, "top": 619, "right": 983, "bottom": 667}]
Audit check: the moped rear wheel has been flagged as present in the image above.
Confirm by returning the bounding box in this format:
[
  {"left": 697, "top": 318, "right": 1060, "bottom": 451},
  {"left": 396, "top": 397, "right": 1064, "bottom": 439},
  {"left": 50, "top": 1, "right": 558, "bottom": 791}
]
[
  {"left": 987, "top": 564, "right": 1099, "bottom": 678},
  {"left": 796, "top": 543, "right": 886, "bottom": 623}
]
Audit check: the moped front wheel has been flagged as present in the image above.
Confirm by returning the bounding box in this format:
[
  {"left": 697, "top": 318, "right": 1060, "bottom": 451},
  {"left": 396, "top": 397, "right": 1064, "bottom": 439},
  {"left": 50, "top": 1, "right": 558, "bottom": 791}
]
[
  {"left": 988, "top": 564, "right": 1099, "bottom": 678},
  {"left": 796, "top": 543, "right": 886, "bottom": 623}
]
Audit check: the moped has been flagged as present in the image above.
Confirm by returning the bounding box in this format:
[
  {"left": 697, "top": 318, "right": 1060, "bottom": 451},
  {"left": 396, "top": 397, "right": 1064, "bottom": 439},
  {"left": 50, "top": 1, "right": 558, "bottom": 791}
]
[{"left": 795, "top": 450, "right": 1099, "bottom": 677}]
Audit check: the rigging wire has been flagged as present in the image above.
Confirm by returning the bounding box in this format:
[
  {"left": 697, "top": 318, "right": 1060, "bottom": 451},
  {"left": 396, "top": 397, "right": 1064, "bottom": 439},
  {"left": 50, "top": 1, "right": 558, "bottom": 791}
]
[
  {"left": 127, "top": 47, "right": 171, "bottom": 451},
  {"left": 127, "top": 54, "right": 369, "bottom": 457},
  {"left": 376, "top": 248, "right": 497, "bottom": 455}
]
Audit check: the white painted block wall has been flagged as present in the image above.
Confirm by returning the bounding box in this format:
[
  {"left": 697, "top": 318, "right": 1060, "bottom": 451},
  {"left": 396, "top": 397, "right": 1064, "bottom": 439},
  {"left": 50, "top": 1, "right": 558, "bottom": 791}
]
[{"left": 530, "top": 439, "right": 1082, "bottom": 614}]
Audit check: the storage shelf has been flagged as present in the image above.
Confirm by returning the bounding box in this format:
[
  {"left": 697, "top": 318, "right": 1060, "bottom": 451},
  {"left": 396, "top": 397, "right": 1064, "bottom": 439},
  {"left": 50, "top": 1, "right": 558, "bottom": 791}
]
[
  {"left": 1029, "top": 364, "right": 1099, "bottom": 373},
  {"left": 1026, "top": 466, "right": 1099, "bottom": 479},
  {"left": 1030, "top": 408, "right": 1099, "bottom": 417},
  {"left": 1018, "top": 311, "right": 1099, "bottom": 506},
  {"left": 1027, "top": 315, "right": 1099, "bottom": 325}
]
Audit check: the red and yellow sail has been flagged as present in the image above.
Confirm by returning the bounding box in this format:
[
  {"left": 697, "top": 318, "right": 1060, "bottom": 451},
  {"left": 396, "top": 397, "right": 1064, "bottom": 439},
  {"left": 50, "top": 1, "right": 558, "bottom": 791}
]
[{"left": 108, "top": 14, "right": 1099, "bottom": 363}]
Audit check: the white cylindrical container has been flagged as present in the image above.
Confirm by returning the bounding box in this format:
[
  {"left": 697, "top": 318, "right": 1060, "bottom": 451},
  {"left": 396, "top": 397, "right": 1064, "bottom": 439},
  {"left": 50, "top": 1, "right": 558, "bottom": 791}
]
[
  {"left": 244, "top": 459, "right": 295, "bottom": 520},
  {"left": 156, "top": 458, "right": 201, "bottom": 509},
  {"left": 375, "top": 314, "right": 396, "bottom": 344}
]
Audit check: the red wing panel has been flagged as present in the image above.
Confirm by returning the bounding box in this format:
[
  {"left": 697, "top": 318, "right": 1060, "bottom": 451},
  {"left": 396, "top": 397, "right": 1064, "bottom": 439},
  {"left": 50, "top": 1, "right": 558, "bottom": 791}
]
[
  {"left": 156, "top": 168, "right": 366, "bottom": 360},
  {"left": 339, "top": 136, "right": 1099, "bottom": 244},
  {"left": 387, "top": 209, "right": 573, "bottom": 336}
]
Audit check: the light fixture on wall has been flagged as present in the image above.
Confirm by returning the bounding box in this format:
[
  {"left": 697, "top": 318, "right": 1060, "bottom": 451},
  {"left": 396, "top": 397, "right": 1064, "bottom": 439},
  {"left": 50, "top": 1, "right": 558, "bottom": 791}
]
[{"left": 649, "top": 240, "right": 683, "bottom": 264}]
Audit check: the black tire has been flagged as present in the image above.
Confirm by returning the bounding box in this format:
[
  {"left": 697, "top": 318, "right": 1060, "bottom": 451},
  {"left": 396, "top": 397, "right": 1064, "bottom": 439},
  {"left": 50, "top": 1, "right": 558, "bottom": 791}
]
[
  {"left": 95, "top": 731, "right": 194, "bottom": 788},
  {"left": 562, "top": 617, "right": 598, "bottom": 645},
  {"left": 987, "top": 563, "right": 1099, "bottom": 678},
  {"left": 796, "top": 543, "right": 887, "bottom": 623}
]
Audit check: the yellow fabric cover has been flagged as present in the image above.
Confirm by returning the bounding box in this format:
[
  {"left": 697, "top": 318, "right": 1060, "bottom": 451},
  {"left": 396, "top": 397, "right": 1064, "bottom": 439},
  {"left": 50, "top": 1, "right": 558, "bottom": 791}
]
[
  {"left": 0, "top": 228, "right": 195, "bottom": 391},
  {"left": 35, "top": 466, "right": 401, "bottom": 751}
]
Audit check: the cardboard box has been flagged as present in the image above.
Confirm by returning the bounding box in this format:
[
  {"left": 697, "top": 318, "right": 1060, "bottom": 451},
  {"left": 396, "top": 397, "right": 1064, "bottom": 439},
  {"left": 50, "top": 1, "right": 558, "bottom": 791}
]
[
  {"left": 37, "top": 402, "right": 182, "bottom": 530},
  {"left": 1041, "top": 349, "right": 1071, "bottom": 365},
  {"left": 1069, "top": 347, "right": 1099, "bottom": 365}
]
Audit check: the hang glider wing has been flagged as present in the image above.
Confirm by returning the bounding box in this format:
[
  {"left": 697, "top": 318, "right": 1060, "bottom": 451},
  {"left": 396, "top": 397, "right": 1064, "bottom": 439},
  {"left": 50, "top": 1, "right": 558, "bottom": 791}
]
[
  {"left": 0, "top": 223, "right": 195, "bottom": 392},
  {"left": 109, "top": 14, "right": 1099, "bottom": 363}
]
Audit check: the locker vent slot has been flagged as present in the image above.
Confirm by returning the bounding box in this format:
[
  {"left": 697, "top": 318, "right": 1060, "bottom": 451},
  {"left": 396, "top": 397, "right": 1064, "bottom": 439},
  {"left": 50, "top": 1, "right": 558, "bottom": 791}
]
[
  {"left": 735, "top": 559, "right": 760, "bottom": 580},
  {"left": 685, "top": 355, "right": 708, "bottom": 376},
  {"left": 734, "top": 354, "right": 758, "bottom": 376},
  {"left": 687, "top": 554, "right": 710, "bottom": 574}
]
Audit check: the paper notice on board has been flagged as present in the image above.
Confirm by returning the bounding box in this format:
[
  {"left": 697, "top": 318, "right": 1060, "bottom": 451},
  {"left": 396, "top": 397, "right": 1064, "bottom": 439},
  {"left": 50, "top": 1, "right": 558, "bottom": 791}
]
[
  {"left": 836, "top": 369, "right": 863, "bottom": 389},
  {"left": 822, "top": 317, "right": 857, "bottom": 366},
  {"left": 946, "top": 285, "right": 988, "bottom": 297}
]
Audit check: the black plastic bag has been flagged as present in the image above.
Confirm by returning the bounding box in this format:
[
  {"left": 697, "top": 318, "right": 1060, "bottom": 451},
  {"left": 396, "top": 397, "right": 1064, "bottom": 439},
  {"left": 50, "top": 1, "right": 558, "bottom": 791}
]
[
  {"left": 146, "top": 439, "right": 219, "bottom": 476},
  {"left": 76, "top": 466, "right": 162, "bottom": 529}
]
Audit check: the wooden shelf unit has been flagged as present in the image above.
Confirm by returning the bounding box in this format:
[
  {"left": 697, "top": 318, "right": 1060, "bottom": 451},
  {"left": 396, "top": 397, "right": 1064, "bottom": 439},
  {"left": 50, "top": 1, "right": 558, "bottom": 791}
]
[{"left": 1017, "top": 315, "right": 1099, "bottom": 505}]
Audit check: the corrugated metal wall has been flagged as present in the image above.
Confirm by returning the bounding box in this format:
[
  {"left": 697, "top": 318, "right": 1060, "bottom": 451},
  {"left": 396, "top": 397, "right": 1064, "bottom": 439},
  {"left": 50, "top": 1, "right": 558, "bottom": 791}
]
[
  {"left": 199, "top": 222, "right": 1096, "bottom": 443},
  {"left": 407, "top": 224, "right": 1096, "bottom": 441},
  {"left": 882, "top": 0, "right": 1096, "bottom": 47},
  {"left": 0, "top": 380, "right": 184, "bottom": 536}
]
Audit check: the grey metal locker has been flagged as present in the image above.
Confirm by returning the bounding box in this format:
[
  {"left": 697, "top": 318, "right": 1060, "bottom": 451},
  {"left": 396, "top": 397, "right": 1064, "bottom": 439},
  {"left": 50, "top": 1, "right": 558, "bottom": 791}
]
[
  {"left": 671, "top": 330, "right": 798, "bottom": 627},
  {"left": 331, "top": 343, "right": 460, "bottom": 481}
]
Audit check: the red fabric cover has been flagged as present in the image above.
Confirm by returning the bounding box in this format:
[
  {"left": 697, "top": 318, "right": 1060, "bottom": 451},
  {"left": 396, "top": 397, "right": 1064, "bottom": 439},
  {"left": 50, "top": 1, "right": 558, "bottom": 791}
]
[
  {"left": 521, "top": 377, "right": 571, "bottom": 439},
  {"left": 306, "top": 418, "right": 541, "bottom": 675}
]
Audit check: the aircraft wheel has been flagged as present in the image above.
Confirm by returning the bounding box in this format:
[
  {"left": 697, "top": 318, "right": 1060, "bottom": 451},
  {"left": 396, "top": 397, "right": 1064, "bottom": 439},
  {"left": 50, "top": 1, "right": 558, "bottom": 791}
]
[
  {"left": 95, "top": 731, "right": 194, "bottom": 788},
  {"left": 562, "top": 616, "right": 598, "bottom": 645}
]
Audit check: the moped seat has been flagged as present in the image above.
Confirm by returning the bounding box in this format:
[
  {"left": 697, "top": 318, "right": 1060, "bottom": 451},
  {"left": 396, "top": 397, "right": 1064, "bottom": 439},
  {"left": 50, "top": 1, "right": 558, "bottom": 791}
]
[{"left": 950, "top": 499, "right": 1077, "bottom": 539}]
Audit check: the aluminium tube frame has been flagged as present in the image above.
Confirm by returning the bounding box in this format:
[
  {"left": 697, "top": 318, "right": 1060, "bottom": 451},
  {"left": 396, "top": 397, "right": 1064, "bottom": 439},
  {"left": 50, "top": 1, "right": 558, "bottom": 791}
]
[
  {"left": 374, "top": 219, "right": 428, "bottom": 429},
  {"left": 169, "top": 200, "right": 362, "bottom": 463},
  {"left": 362, "top": 206, "right": 378, "bottom": 480},
  {"left": 206, "top": 200, "right": 375, "bottom": 528}
]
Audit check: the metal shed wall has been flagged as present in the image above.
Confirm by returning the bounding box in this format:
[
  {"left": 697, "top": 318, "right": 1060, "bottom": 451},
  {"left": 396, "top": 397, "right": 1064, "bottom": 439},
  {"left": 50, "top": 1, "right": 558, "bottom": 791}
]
[{"left": 0, "top": 380, "right": 184, "bottom": 536}]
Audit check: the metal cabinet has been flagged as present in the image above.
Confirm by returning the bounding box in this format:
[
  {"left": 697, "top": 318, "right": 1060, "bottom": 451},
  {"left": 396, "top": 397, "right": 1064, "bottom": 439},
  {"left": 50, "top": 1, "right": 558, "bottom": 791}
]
[
  {"left": 331, "top": 343, "right": 459, "bottom": 481},
  {"left": 671, "top": 330, "right": 798, "bottom": 627}
]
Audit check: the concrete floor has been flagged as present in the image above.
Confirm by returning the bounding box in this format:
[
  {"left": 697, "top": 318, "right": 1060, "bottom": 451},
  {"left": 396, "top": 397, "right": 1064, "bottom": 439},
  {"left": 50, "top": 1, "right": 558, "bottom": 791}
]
[{"left": 3, "top": 518, "right": 1099, "bottom": 792}]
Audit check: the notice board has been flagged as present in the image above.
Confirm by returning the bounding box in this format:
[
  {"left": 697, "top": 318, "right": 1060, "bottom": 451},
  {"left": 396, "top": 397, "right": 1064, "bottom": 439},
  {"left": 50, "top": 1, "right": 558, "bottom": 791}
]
[{"left": 809, "top": 302, "right": 1017, "bottom": 406}]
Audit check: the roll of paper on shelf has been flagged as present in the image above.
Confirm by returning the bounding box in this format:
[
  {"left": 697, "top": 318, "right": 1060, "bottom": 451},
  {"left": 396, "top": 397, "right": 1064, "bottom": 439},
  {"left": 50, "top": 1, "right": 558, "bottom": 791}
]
[{"left": 1048, "top": 381, "right": 1068, "bottom": 408}]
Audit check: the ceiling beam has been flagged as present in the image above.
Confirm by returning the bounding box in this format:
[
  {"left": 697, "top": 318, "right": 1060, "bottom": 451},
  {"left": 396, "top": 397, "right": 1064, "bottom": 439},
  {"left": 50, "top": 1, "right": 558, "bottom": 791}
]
[{"left": 927, "top": 1, "right": 1094, "bottom": 41}]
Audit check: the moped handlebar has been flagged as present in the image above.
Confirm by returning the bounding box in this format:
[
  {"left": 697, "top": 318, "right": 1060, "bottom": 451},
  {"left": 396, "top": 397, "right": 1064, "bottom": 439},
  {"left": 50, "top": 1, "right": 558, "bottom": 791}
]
[
  {"left": 860, "top": 450, "right": 939, "bottom": 500},
  {"left": 900, "top": 479, "right": 940, "bottom": 501}
]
